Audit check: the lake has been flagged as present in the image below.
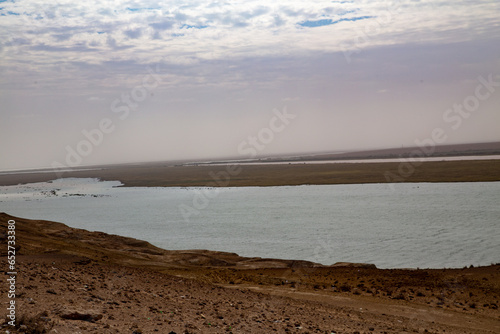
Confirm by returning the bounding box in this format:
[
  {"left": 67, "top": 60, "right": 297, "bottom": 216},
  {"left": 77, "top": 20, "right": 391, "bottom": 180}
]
[{"left": 1, "top": 178, "right": 499, "bottom": 269}]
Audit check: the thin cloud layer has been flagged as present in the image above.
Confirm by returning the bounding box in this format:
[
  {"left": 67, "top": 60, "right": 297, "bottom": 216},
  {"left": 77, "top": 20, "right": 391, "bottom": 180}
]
[
  {"left": 1, "top": 1, "right": 499, "bottom": 170},
  {"left": 2, "top": 0, "right": 498, "bottom": 66},
  {"left": 0, "top": 0, "right": 497, "bottom": 93}
]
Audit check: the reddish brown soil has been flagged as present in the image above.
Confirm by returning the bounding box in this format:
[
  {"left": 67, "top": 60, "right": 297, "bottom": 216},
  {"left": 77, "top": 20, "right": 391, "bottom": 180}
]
[{"left": 1, "top": 213, "right": 499, "bottom": 333}]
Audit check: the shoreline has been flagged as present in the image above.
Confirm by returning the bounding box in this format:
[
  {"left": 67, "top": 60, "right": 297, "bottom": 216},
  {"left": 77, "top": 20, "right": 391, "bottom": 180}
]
[
  {"left": 189, "top": 154, "right": 500, "bottom": 166},
  {"left": 2, "top": 180, "right": 498, "bottom": 270},
  {"left": 2, "top": 210, "right": 498, "bottom": 270},
  {"left": 1, "top": 159, "right": 500, "bottom": 188}
]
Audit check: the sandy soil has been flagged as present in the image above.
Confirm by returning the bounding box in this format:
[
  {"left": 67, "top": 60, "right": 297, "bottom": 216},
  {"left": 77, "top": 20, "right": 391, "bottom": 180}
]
[{"left": 1, "top": 213, "right": 499, "bottom": 334}]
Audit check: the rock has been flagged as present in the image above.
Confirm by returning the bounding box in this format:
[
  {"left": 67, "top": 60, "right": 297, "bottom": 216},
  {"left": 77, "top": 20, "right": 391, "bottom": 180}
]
[
  {"left": 59, "top": 309, "right": 103, "bottom": 322},
  {"left": 74, "top": 259, "right": 92, "bottom": 265},
  {"left": 330, "top": 262, "right": 377, "bottom": 269}
]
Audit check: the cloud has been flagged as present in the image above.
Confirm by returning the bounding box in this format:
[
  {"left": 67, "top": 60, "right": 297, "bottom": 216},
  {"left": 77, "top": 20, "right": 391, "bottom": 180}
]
[
  {"left": 240, "top": 6, "right": 270, "bottom": 20},
  {"left": 123, "top": 28, "right": 143, "bottom": 39},
  {"left": 106, "top": 36, "right": 133, "bottom": 50},
  {"left": 29, "top": 43, "right": 95, "bottom": 53},
  {"left": 1, "top": 1, "right": 499, "bottom": 101},
  {"left": 150, "top": 20, "right": 175, "bottom": 31},
  {"left": 1, "top": 1, "right": 500, "bottom": 171},
  {"left": 52, "top": 33, "right": 73, "bottom": 41},
  {"left": 2, "top": 1, "right": 496, "bottom": 63}
]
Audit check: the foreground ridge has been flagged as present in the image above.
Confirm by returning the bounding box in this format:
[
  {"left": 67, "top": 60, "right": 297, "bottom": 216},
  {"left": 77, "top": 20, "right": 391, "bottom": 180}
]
[{"left": 1, "top": 213, "right": 499, "bottom": 333}]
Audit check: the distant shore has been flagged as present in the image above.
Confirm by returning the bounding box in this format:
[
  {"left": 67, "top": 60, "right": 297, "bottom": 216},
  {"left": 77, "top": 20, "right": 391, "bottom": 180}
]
[{"left": 1, "top": 159, "right": 500, "bottom": 188}]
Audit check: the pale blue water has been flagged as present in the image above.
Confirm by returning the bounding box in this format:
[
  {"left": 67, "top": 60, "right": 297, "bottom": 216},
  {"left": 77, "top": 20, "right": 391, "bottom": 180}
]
[{"left": 1, "top": 178, "right": 499, "bottom": 269}]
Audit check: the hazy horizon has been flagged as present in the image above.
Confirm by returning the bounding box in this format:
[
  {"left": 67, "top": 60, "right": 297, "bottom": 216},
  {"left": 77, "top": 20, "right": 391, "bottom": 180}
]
[
  {"left": 2, "top": 1, "right": 500, "bottom": 170},
  {"left": 2, "top": 139, "right": 500, "bottom": 173}
]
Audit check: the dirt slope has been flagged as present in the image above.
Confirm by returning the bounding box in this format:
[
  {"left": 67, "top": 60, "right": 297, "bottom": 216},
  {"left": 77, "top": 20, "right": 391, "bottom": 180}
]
[{"left": 1, "top": 213, "right": 499, "bottom": 333}]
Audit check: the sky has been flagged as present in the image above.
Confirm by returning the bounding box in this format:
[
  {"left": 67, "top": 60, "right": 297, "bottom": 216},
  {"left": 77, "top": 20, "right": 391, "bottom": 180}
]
[{"left": 1, "top": 0, "right": 499, "bottom": 170}]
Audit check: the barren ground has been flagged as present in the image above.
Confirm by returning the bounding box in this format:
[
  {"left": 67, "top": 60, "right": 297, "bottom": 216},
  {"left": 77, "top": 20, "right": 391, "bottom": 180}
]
[
  {"left": 1, "top": 213, "right": 499, "bottom": 334},
  {"left": 0, "top": 160, "right": 500, "bottom": 188}
]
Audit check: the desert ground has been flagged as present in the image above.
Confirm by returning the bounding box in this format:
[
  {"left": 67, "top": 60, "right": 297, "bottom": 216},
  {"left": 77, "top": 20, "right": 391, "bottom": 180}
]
[{"left": 1, "top": 213, "right": 499, "bottom": 333}]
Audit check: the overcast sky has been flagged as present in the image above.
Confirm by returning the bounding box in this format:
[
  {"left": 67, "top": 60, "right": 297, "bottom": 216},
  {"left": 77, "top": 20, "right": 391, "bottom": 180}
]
[{"left": 1, "top": 0, "right": 499, "bottom": 170}]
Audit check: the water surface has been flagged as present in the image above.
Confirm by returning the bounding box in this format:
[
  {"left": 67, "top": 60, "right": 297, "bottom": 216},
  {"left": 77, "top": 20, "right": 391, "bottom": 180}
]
[{"left": 1, "top": 178, "right": 499, "bottom": 269}]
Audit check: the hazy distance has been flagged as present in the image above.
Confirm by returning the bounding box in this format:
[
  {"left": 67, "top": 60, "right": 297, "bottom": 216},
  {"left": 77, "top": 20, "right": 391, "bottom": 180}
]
[{"left": 1, "top": 0, "right": 499, "bottom": 170}]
